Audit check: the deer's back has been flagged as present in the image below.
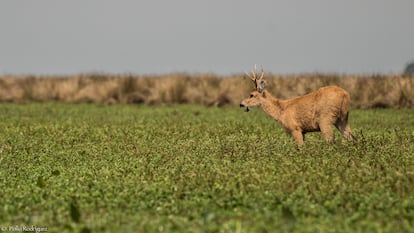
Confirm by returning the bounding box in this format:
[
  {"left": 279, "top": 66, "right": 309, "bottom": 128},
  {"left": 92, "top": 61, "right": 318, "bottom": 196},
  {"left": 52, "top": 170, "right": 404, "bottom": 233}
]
[{"left": 287, "top": 85, "right": 349, "bottom": 109}]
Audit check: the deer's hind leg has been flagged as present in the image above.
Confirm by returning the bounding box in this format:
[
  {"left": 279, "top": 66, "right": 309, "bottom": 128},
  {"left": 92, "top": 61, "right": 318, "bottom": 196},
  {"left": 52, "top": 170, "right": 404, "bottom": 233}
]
[
  {"left": 320, "top": 122, "right": 335, "bottom": 143},
  {"left": 335, "top": 121, "right": 357, "bottom": 143}
]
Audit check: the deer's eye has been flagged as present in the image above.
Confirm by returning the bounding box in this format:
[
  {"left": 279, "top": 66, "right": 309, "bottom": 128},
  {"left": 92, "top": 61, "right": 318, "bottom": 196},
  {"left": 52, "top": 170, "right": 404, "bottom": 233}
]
[{"left": 249, "top": 94, "right": 254, "bottom": 98}]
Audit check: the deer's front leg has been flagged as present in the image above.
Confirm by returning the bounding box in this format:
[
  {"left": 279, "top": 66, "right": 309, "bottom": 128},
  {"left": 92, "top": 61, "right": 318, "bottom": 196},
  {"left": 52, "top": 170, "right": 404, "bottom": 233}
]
[{"left": 291, "top": 130, "right": 304, "bottom": 146}]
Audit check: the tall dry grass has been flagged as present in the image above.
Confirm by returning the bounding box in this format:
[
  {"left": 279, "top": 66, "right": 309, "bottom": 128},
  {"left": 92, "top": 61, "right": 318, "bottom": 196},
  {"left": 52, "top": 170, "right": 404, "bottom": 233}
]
[{"left": 0, "top": 73, "right": 413, "bottom": 108}]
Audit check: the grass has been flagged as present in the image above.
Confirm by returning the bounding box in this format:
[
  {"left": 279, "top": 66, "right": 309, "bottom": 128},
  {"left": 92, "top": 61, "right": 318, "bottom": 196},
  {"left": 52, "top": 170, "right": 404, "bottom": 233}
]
[{"left": 0, "top": 103, "right": 413, "bottom": 233}]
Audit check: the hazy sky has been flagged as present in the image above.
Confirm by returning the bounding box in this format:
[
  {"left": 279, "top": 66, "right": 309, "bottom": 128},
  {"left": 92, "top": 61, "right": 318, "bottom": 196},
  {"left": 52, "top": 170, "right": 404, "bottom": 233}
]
[{"left": 1, "top": 0, "right": 413, "bottom": 75}]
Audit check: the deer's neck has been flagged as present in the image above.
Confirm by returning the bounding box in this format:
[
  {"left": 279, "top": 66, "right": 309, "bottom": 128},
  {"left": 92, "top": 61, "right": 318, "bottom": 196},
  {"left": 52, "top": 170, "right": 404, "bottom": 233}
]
[{"left": 260, "top": 90, "right": 284, "bottom": 120}]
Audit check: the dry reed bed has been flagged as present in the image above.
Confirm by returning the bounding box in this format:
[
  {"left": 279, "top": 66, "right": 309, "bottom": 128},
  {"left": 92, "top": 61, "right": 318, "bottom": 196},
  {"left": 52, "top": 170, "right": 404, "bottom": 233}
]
[{"left": 0, "top": 73, "right": 412, "bottom": 108}]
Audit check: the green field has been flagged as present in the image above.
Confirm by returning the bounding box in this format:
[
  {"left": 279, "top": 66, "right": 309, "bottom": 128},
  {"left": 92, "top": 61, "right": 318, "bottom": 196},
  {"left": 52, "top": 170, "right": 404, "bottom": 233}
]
[{"left": 0, "top": 103, "right": 413, "bottom": 233}]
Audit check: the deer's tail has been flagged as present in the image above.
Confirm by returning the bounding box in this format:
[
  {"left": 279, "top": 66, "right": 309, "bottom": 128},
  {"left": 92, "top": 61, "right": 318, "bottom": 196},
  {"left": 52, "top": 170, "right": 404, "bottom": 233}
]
[{"left": 339, "top": 93, "right": 350, "bottom": 123}]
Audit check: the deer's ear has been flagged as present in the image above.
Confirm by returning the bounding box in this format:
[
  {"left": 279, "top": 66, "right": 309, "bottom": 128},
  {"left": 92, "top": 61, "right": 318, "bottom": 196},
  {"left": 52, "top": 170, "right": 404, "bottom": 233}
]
[{"left": 258, "top": 80, "right": 266, "bottom": 93}]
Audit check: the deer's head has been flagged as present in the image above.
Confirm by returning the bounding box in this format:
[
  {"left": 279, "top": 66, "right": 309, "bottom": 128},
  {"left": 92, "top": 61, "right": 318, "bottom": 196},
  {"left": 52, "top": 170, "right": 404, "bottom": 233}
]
[{"left": 240, "top": 65, "right": 266, "bottom": 112}]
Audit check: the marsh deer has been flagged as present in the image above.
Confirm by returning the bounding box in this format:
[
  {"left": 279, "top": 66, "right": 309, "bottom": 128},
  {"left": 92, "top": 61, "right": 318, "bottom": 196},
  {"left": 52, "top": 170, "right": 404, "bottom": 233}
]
[{"left": 240, "top": 65, "right": 357, "bottom": 146}]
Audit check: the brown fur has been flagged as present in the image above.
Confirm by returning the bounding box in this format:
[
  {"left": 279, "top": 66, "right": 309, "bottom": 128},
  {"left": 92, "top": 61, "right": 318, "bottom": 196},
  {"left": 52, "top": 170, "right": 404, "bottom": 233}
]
[{"left": 240, "top": 85, "right": 357, "bottom": 146}]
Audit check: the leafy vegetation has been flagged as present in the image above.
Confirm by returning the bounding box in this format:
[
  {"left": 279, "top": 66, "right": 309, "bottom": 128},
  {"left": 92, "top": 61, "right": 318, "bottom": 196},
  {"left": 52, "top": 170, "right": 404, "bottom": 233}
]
[{"left": 0, "top": 103, "right": 413, "bottom": 232}]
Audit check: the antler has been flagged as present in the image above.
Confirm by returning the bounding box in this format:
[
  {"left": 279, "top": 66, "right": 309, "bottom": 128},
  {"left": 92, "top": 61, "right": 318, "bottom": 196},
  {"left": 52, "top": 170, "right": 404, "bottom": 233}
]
[{"left": 245, "top": 64, "right": 266, "bottom": 92}]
